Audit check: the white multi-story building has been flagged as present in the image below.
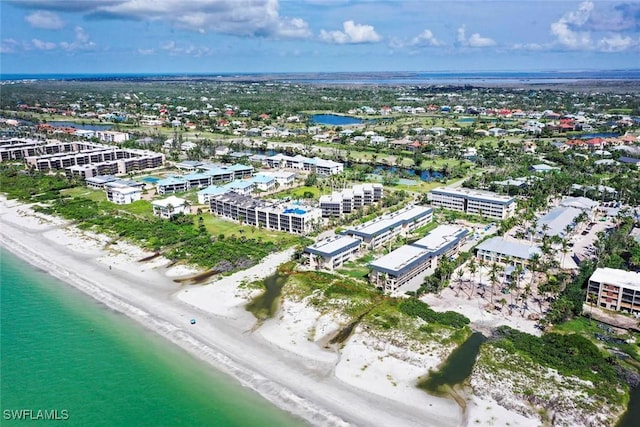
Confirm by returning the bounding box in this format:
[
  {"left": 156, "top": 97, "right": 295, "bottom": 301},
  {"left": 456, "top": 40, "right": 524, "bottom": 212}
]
[
  {"left": 209, "top": 192, "right": 321, "bottom": 235},
  {"left": 587, "top": 268, "right": 640, "bottom": 314},
  {"left": 94, "top": 131, "right": 130, "bottom": 144},
  {"left": 369, "top": 225, "right": 468, "bottom": 292},
  {"left": 106, "top": 186, "right": 142, "bottom": 204},
  {"left": 427, "top": 187, "right": 516, "bottom": 219},
  {"left": 342, "top": 205, "right": 433, "bottom": 250},
  {"left": 152, "top": 196, "right": 190, "bottom": 219},
  {"left": 304, "top": 236, "right": 362, "bottom": 270},
  {"left": 369, "top": 245, "right": 434, "bottom": 292},
  {"left": 319, "top": 183, "right": 384, "bottom": 217},
  {"left": 263, "top": 154, "right": 343, "bottom": 176},
  {"left": 475, "top": 237, "right": 541, "bottom": 266}
]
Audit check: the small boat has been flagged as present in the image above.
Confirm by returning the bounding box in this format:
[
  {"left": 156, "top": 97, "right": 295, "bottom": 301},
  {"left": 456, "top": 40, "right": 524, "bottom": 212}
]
[{"left": 190, "top": 319, "right": 196, "bottom": 325}]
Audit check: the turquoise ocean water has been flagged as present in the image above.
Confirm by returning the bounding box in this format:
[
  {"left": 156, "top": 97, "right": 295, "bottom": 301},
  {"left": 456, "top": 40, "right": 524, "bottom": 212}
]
[{"left": 0, "top": 248, "right": 306, "bottom": 427}]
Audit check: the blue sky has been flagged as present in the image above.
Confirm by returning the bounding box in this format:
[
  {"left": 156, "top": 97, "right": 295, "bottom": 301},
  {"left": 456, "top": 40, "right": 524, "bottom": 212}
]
[{"left": 1, "top": 0, "right": 639, "bottom": 75}]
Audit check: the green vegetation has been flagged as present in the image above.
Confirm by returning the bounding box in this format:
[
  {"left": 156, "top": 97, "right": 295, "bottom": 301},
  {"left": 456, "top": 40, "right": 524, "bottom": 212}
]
[
  {"left": 398, "top": 298, "right": 470, "bottom": 329},
  {"left": 493, "top": 325, "right": 623, "bottom": 400},
  {"left": 0, "top": 168, "right": 305, "bottom": 271},
  {"left": 0, "top": 167, "right": 76, "bottom": 201}
]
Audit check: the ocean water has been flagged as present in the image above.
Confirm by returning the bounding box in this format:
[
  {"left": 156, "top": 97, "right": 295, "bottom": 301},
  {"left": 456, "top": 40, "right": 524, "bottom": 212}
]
[{"left": 0, "top": 248, "right": 306, "bottom": 427}]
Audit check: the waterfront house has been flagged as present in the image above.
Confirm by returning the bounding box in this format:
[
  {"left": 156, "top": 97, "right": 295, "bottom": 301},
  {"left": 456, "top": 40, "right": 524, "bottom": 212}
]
[{"left": 152, "top": 196, "right": 190, "bottom": 219}]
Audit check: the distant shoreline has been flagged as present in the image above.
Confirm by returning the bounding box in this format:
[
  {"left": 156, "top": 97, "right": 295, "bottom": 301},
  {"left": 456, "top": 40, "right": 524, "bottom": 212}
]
[{"left": 3, "top": 70, "right": 639, "bottom": 94}]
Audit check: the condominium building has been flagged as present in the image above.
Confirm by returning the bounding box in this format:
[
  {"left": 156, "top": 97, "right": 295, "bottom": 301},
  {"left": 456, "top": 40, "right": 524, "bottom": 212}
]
[
  {"left": 94, "top": 131, "right": 130, "bottom": 144},
  {"left": 23, "top": 141, "right": 164, "bottom": 175},
  {"left": 369, "top": 245, "right": 434, "bottom": 292},
  {"left": 586, "top": 268, "right": 640, "bottom": 314},
  {"left": 411, "top": 225, "right": 469, "bottom": 269},
  {"left": 106, "top": 186, "right": 142, "bottom": 204},
  {"left": 475, "top": 237, "right": 541, "bottom": 266},
  {"left": 209, "top": 192, "right": 322, "bottom": 235},
  {"left": 427, "top": 187, "right": 516, "bottom": 219},
  {"left": 369, "top": 225, "right": 468, "bottom": 292},
  {"left": 342, "top": 205, "right": 433, "bottom": 250},
  {"left": 263, "top": 154, "right": 343, "bottom": 176},
  {"left": 304, "top": 236, "right": 362, "bottom": 270},
  {"left": 319, "top": 183, "right": 384, "bottom": 217},
  {"left": 152, "top": 196, "right": 190, "bottom": 219},
  {"left": 156, "top": 176, "right": 189, "bottom": 195}
]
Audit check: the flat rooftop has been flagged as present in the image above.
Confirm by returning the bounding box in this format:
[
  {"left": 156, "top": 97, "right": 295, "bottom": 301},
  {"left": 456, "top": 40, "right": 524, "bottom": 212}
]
[
  {"left": 412, "top": 225, "right": 469, "bottom": 254},
  {"left": 476, "top": 237, "right": 541, "bottom": 260},
  {"left": 430, "top": 186, "right": 515, "bottom": 204},
  {"left": 370, "top": 244, "right": 432, "bottom": 275},
  {"left": 305, "top": 235, "right": 361, "bottom": 257},
  {"left": 345, "top": 205, "right": 432, "bottom": 238},
  {"left": 590, "top": 268, "right": 640, "bottom": 290}
]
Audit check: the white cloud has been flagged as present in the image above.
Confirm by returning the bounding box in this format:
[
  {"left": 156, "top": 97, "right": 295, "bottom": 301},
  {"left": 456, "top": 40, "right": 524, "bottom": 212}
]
[
  {"left": 137, "top": 48, "right": 155, "bottom": 55},
  {"left": 59, "top": 26, "right": 96, "bottom": 51},
  {"left": 32, "top": 38, "right": 57, "bottom": 50},
  {"left": 410, "top": 29, "right": 442, "bottom": 47},
  {"left": 550, "top": 1, "right": 593, "bottom": 49},
  {"left": 89, "top": 0, "right": 310, "bottom": 39},
  {"left": 510, "top": 42, "right": 546, "bottom": 51},
  {"left": 319, "top": 20, "right": 381, "bottom": 44},
  {"left": 597, "top": 34, "right": 635, "bottom": 52},
  {"left": 456, "top": 25, "right": 495, "bottom": 48},
  {"left": 550, "top": 1, "right": 638, "bottom": 52},
  {"left": 467, "top": 33, "right": 495, "bottom": 47},
  {"left": 25, "top": 10, "right": 65, "bottom": 29},
  {"left": 0, "top": 39, "right": 21, "bottom": 53},
  {"left": 160, "top": 41, "right": 213, "bottom": 57},
  {"left": 457, "top": 26, "right": 467, "bottom": 45}
]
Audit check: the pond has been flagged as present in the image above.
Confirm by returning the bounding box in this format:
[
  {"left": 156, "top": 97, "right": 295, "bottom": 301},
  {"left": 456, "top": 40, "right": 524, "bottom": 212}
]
[
  {"left": 616, "top": 386, "right": 640, "bottom": 427},
  {"left": 245, "top": 272, "right": 288, "bottom": 320},
  {"left": 48, "top": 120, "right": 113, "bottom": 131},
  {"left": 310, "top": 114, "right": 369, "bottom": 126},
  {"left": 418, "top": 332, "right": 487, "bottom": 393},
  {"left": 371, "top": 165, "right": 444, "bottom": 182},
  {"left": 578, "top": 132, "right": 621, "bottom": 139}
]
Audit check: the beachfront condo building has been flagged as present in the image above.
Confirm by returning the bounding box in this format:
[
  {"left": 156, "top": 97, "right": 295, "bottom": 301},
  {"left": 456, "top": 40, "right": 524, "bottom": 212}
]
[
  {"left": 20, "top": 140, "right": 164, "bottom": 175},
  {"left": 209, "top": 192, "right": 322, "bottom": 235},
  {"left": 341, "top": 205, "right": 433, "bottom": 250},
  {"left": 369, "top": 245, "right": 434, "bottom": 292},
  {"left": 152, "top": 196, "right": 190, "bottom": 219},
  {"left": 304, "top": 235, "right": 363, "bottom": 270},
  {"left": 319, "top": 183, "right": 384, "bottom": 218},
  {"left": 475, "top": 237, "right": 542, "bottom": 267},
  {"left": 586, "top": 268, "right": 640, "bottom": 315},
  {"left": 369, "top": 225, "right": 468, "bottom": 292},
  {"left": 427, "top": 187, "right": 516, "bottom": 220},
  {"left": 106, "top": 186, "right": 142, "bottom": 204}
]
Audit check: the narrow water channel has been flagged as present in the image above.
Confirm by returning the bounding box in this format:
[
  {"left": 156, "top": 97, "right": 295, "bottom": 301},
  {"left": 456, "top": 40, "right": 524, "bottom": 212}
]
[
  {"left": 245, "top": 272, "right": 288, "bottom": 320},
  {"left": 616, "top": 386, "right": 640, "bottom": 427},
  {"left": 418, "top": 332, "right": 487, "bottom": 394}
]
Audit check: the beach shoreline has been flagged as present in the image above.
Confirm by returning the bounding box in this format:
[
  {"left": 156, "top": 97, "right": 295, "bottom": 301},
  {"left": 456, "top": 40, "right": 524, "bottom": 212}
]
[{"left": 0, "top": 196, "right": 464, "bottom": 427}]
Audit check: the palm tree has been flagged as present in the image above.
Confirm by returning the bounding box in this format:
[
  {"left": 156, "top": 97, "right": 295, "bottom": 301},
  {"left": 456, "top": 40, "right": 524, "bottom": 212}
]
[
  {"left": 477, "top": 257, "right": 486, "bottom": 294},
  {"left": 455, "top": 269, "right": 465, "bottom": 297},
  {"left": 467, "top": 258, "right": 478, "bottom": 299},
  {"left": 488, "top": 263, "right": 500, "bottom": 305}
]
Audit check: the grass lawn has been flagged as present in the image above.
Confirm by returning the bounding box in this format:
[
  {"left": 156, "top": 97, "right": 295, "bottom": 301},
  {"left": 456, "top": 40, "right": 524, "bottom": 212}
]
[
  {"left": 552, "top": 317, "right": 603, "bottom": 335},
  {"left": 198, "top": 214, "right": 310, "bottom": 247},
  {"left": 115, "top": 200, "right": 155, "bottom": 218},
  {"left": 60, "top": 187, "right": 107, "bottom": 202},
  {"left": 271, "top": 185, "right": 326, "bottom": 200}
]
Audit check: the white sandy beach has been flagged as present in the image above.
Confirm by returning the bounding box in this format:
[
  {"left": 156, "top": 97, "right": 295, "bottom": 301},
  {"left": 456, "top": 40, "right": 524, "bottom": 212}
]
[
  {"left": 0, "top": 196, "right": 461, "bottom": 427},
  {"left": 0, "top": 195, "right": 544, "bottom": 427}
]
